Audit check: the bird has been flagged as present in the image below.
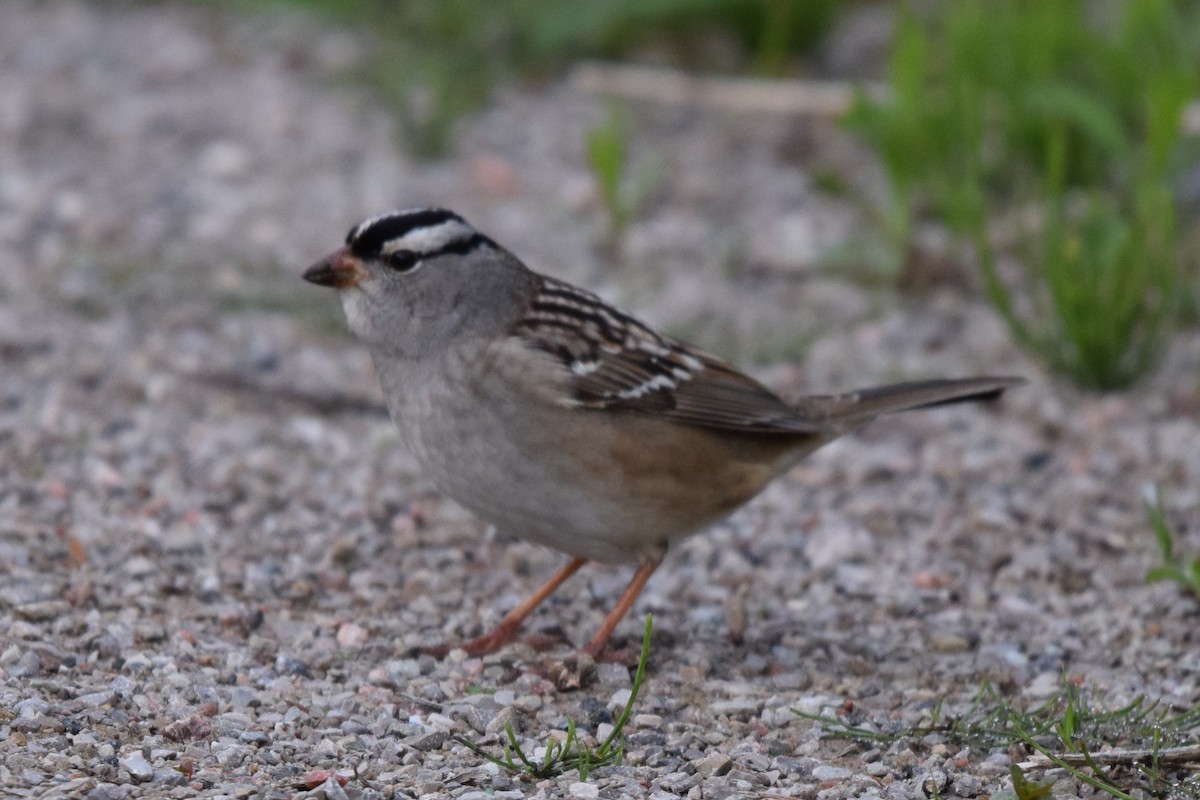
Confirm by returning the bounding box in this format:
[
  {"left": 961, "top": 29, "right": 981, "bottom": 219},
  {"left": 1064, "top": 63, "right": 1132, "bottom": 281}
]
[{"left": 303, "top": 207, "right": 1020, "bottom": 658}]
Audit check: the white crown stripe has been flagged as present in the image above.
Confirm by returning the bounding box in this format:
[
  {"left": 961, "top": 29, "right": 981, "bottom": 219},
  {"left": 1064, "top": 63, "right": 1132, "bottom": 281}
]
[{"left": 382, "top": 219, "right": 478, "bottom": 256}]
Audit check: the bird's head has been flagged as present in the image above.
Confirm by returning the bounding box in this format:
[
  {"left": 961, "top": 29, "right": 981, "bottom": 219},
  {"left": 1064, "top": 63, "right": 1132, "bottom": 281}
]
[{"left": 304, "top": 208, "right": 534, "bottom": 357}]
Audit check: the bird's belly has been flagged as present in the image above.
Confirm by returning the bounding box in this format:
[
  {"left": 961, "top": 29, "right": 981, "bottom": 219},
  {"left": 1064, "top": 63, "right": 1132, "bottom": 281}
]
[
  {"left": 403, "top": 401, "right": 687, "bottom": 563},
  {"left": 375, "top": 349, "right": 810, "bottom": 564}
]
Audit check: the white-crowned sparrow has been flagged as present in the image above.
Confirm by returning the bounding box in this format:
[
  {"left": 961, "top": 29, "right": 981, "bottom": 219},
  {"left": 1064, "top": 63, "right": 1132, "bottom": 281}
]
[{"left": 304, "top": 207, "right": 1020, "bottom": 657}]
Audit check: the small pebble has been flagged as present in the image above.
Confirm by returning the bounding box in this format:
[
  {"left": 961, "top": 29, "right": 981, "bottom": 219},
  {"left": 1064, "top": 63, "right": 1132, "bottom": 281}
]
[
  {"left": 694, "top": 752, "right": 732, "bottom": 776},
  {"left": 336, "top": 622, "right": 368, "bottom": 648},
  {"left": 410, "top": 731, "right": 447, "bottom": 751},
  {"left": 119, "top": 752, "right": 153, "bottom": 782},
  {"left": 812, "top": 765, "right": 852, "bottom": 781}
]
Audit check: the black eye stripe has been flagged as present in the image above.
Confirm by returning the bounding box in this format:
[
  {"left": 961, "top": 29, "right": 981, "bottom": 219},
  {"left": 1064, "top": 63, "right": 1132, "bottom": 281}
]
[
  {"left": 374, "top": 233, "right": 497, "bottom": 275},
  {"left": 432, "top": 232, "right": 494, "bottom": 257}
]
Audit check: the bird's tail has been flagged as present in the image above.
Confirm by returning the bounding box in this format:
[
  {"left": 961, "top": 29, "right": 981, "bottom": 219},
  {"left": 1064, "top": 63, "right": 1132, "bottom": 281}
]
[{"left": 802, "top": 376, "right": 1024, "bottom": 427}]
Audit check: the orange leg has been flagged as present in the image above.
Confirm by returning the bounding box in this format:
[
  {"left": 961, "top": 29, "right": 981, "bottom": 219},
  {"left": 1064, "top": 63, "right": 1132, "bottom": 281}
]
[
  {"left": 583, "top": 560, "right": 661, "bottom": 659},
  {"left": 452, "top": 557, "right": 587, "bottom": 656}
]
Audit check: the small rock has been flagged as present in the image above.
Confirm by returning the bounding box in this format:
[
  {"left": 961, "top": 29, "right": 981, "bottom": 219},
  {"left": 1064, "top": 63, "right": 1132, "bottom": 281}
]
[
  {"left": 119, "top": 751, "right": 153, "bottom": 782},
  {"left": 486, "top": 706, "right": 524, "bottom": 737},
  {"left": 304, "top": 771, "right": 349, "bottom": 789},
  {"left": 812, "top": 765, "right": 852, "bottom": 781},
  {"left": 660, "top": 770, "right": 701, "bottom": 793},
  {"left": 215, "top": 712, "right": 252, "bottom": 737},
  {"left": 161, "top": 713, "right": 212, "bottom": 742},
  {"left": 928, "top": 632, "right": 973, "bottom": 653},
  {"left": 385, "top": 659, "right": 421, "bottom": 681},
  {"left": 312, "top": 775, "right": 350, "bottom": 800},
  {"left": 12, "top": 651, "right": 41, "bottom": 677},
  {"left": 122, "top": 556, "right": 157, "bottom": 578},
  {"left": 548, "top": 655, "right": 594, "bottom": 691},
  {"left": 514, "top": 694, "right": 542, "bottom": 712},
  {"left": 727, "top": 768, "right": 767, "bottom": 786},
  {"left": 150, "top": 769, "right": 185, "bottom": 787},
  {"left": 803, "top": 517, "right": 874, "bottom": 569},
  {"left": 568, "top": 782, "right": 599, "bottom": 799},
  {"left": 953, "top": 774, "right": 982, "bottom": 796},
  {"left": 54, "top": 778, "right": 96, "bottom": 797},
  {"left": 694, "top": 752, "right": 732, "bottom": 776},
  {"left": 15, "top": 697, "right": 51, "bottom": 717},
  {"left": 1024, "top": 671, "right": 1063, "bottom": 699},
  {"left": 593, "top": 662, "right": 630, "bottom": 686},
  {"left": 86, "top": 783, "right": 129, "bottom": 800},
  {"left": 608, "top": 688, "right": 633, "bottom": 709},
  {"left": 448, "top": 703, "right": 486, "bottom": 735},
  {"left": 709, "top": 698, "right": 761, "bottom": 717},
  {"left": 229, "top": 686, "right": 257, "bottom": 707},
  {"left": 336, "top": 622, "right": 368, "bottom": 648},
  {"left": 10, "top": 621, "right": 39, "bottom": 639},
  {"left": 922, "top": 769, "right": 950, "bottom": 797},
  {"left": 15, "top": 600, "right": 69, "bottom": 621},
  {"left": 121, "top": 652, "right": 153, "bottom": 673},
  {"left": 410, "top": 731, "right": 447, "bottom": 751},
  {"left": 275, "top": 654, "right": 311, "bottom": 677}
]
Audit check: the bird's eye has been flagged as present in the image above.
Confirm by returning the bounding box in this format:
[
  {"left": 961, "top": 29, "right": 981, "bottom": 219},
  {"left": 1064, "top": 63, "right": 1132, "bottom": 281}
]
[{"left": 385, "top": 249, "right": 419, "bottom": 272}]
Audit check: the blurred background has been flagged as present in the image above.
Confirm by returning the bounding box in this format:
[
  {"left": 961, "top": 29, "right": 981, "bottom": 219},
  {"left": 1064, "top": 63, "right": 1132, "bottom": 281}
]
[{"left": 4, "top": 0, "right": 1198, "bottom": 389}]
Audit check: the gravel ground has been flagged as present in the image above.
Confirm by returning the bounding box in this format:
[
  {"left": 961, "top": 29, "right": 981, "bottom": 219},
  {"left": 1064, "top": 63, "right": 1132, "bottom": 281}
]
[{"left": 2, "top": 2, "right": 1199, "bottom": 798}]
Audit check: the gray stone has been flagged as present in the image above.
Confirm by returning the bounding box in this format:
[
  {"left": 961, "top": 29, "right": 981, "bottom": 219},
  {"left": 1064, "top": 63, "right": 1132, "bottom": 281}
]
[
  {"left": 694, "top": 752, "right": 732, "bottom": 777},
  {"left": 119, "top": 751, "right": 153, "bottom": 782},
  {"left": 811, "top": 765, "right": 852, "bottom": 781},
  {"left": 410, "top": 731, "right": 448, "bottom": 751}
]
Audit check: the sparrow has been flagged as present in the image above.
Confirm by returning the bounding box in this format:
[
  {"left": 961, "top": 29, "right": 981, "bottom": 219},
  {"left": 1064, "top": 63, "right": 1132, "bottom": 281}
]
[{"left": 304, "top": 207, "right": 1020, "bottom": 657}]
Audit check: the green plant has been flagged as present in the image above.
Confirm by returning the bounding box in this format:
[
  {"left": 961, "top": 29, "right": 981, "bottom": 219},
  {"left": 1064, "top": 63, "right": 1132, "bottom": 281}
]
[
  {"left": 1145, "top": 487, "right": 1200, "bottom": 596},
  {"left": 993, "top": 765, "right": 1054, "bottom": 800},
  {"left": 847, "top": 0, "right": 1200, "bottom": 389},
  {"left": 796, "top": 676, "right": 1200, "bottom": 800},
  {"left": 983, "top": 182, "right": 1176, "bottom": 389},
  {"left": 584, "top": 107, "right": 664, "bottom": 246},
  {"left": 455, "top": 614, "right": 652, "bottom": 781}
]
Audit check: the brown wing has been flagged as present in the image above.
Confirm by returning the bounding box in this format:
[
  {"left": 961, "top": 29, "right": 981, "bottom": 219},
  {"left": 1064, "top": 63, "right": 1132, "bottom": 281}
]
[{"left": 511, "top": 277, "right": 825, "bottom": 434}]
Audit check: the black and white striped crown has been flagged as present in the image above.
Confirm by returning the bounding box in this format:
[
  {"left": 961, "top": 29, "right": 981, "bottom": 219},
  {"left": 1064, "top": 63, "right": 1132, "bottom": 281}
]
[{"left": 346, "top": 207, "right": 495, "bottom": 261}]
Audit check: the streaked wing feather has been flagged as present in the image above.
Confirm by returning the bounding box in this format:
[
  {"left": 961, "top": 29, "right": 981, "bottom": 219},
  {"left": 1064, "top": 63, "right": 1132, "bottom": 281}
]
[
  {"left": 665, "top": 360, "right": 830, "bottom": 431},
  {"left": 512, "top": 277, "right": 824, "bottom": 434}
]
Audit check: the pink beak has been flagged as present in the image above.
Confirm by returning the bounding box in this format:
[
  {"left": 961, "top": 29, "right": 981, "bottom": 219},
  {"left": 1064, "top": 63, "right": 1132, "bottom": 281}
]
[{"left": 303, "top": 246, "right": 367, "bottom": 289}]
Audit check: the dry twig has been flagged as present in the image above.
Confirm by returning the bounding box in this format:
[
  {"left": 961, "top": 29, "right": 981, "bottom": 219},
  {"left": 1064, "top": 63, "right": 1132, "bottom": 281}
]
[
  {"left": 1018, "top": 744, "right": 1200, "bottom": 771},
  {"left": 573, "top": 60, "right": 1200, "bottom": 133}
]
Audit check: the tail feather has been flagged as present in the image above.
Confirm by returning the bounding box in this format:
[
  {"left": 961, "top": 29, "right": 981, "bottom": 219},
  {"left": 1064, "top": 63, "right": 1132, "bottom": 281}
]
[{"left": 803, "top": 376, "right": 1024, "bottom": 427}]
